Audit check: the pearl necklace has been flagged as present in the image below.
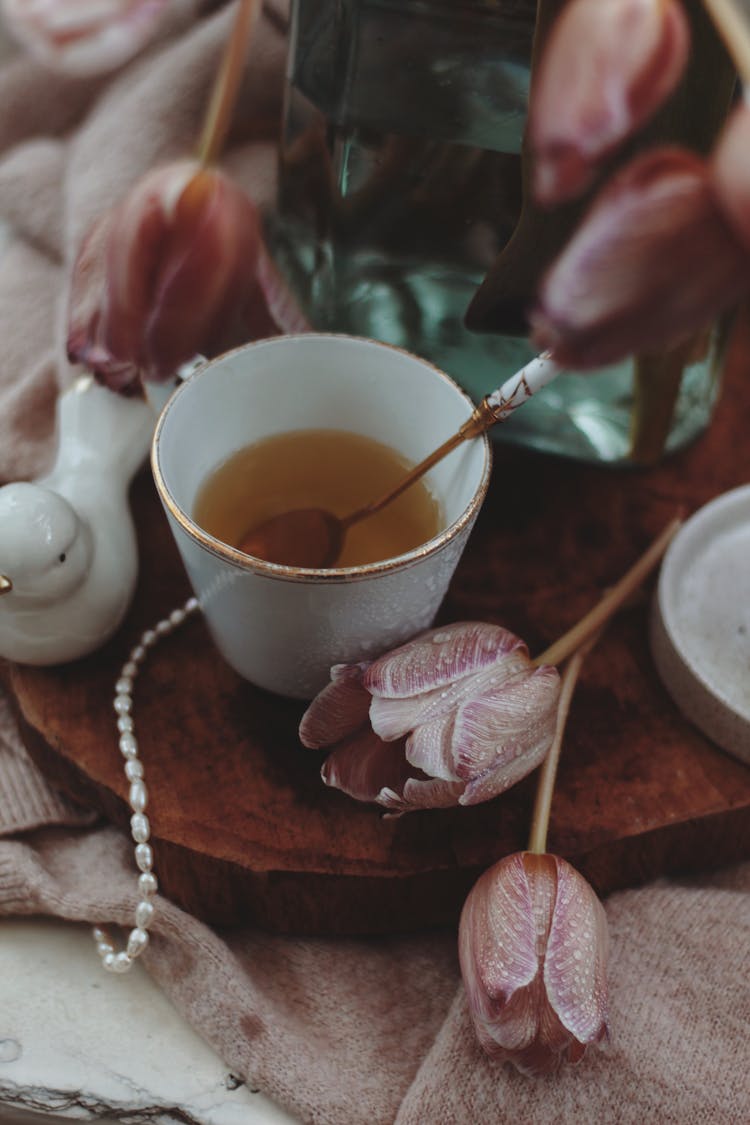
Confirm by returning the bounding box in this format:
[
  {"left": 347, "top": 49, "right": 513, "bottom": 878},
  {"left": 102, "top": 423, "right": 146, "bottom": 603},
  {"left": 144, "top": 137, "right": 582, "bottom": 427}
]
[{"left": 92, "top": 595, "right": 200, "bottom": 973}]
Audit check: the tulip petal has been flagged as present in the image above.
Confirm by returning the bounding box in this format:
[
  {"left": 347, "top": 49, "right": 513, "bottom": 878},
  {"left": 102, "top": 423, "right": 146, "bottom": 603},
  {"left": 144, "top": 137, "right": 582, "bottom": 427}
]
[
  {"left": 458, "top": 853, "right": 541, "bottom": 1033},
  {"left": 454, "top": 665, "right": 560, "bottom": 797},
  {"left": 368, "top": 682, "right": 446, "bottom": 743},
  {"left": 545, "top": 855, "right": 609, "bottom": 1045},
  {"left": 531, "top": 148, "right": 749, "bottom": 368},
  {"left": 67, "top": 209, "right": 142, "bottom": 392},
  {"left": 368, "top": 624, "right": 532, "bottom": 743},
  {"left": 376, "top": 775, "right": 465, "bottom": 816},
  {"left": 458, "top": 735, "right": 553, "bottom": 808},
  {"left": 712, "top": 100, "right": 750, "bottom": 254},
  {"left": 497, "top": 977, "right": 578, "bottom": 1075},
  {"left": 320, "top": 729, "right": 413, "bottom": 804},
  {"left": 369, "top": 651, "right": 533, "bottom": 744},
  {"left": 402, "top": 712, "right": 460, "bottom": 782},
  {"left": 530, "top": 0, "right": 690, "bottom": 205},
  {"left": 298, "top": 663, "right": 372, "bottom": 749},
  {"left": 67, "top": 210, "right": 112, "bottom": 360},
  {"left": 365, "top": 622, "right": 528, "bottom": 699}
]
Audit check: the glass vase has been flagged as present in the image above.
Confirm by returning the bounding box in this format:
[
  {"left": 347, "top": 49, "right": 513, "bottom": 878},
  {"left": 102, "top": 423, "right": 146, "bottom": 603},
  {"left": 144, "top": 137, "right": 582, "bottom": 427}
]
[{"left": 269, "top": 0, "right": 735, "bottom": 465}]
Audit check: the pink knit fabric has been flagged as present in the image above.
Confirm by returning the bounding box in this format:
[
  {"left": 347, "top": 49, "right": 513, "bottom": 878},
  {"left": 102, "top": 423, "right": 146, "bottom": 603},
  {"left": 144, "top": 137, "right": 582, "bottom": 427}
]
[{"left": 0, "top": 5, "right": 748, "bottom": 1122}]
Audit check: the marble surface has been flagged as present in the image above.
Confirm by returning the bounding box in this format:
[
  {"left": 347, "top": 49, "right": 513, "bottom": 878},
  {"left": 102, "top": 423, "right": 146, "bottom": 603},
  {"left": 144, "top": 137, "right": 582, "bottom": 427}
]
[{"left": 0, "top": 918, "right": 298, "bottom": 1125}]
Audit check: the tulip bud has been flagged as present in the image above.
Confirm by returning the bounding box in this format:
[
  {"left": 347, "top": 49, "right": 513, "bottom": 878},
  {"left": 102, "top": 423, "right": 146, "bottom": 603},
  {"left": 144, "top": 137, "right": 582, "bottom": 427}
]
[
  {"left": 530, "top": 148, "right": 749, "bottom": 368},
  {"left": 458, "top": 851, "right": 609, "bottom": 1075},
  {"left": 299, "top": 622, "right": 560, "bottom": 814},
  {"left": 530, "top": 0, "right": 690, "bottom": 206},
  {"left": 1, "top": 0, "right": 181, "bottom": 76},
  {"left": 67, "top": 159, "right": 307, "bottom": 392}
]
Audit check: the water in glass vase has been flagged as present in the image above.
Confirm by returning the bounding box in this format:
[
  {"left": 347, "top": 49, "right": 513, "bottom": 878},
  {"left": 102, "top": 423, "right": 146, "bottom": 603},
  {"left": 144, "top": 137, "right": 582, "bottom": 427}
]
[{"left": 271, "top": 0, "right": 723, "bottom": 465}]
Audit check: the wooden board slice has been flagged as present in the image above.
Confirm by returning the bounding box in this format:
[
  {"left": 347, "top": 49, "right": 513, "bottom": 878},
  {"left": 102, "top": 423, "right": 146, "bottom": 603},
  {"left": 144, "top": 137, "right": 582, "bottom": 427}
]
[{"left": 5, "top": 322, "right": 750, "bottom": 934}]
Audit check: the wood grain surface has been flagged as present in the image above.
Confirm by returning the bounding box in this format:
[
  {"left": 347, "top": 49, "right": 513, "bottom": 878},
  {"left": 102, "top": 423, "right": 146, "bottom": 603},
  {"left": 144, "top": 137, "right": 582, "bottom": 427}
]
[{"left": 5, "top": 318, "right": 750, "bottom": 934}]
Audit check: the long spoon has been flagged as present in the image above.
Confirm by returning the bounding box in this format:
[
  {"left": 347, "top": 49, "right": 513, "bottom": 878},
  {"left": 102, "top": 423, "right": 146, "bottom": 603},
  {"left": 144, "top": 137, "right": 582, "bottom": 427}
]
[{"left": 238, "top": 353, "right": 562, "bottom": 569}]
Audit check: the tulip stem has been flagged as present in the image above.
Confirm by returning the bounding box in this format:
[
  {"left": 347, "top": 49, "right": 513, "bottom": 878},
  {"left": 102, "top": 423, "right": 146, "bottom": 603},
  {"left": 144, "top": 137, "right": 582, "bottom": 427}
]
[
  {"left": 527, "top": 517, "right": 682, "bottom": 853},
  {"left": 533, "top": 517, "right": 681, "bottom": 670},
  {"left": 527, "top": 634, "right": 599, "bottom": 854},
  {"left": 197, "top": 0, "right": 261, "bottom": 167},
  {"left": 701, "top": 0, "right": 750, "bottom": 85}
]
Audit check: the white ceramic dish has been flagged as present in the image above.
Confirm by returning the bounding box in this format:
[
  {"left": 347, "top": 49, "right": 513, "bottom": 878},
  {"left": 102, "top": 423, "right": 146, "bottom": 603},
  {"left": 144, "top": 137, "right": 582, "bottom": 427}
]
[{"left": 650, "top": 484, "right": 750, "bottom": 765}]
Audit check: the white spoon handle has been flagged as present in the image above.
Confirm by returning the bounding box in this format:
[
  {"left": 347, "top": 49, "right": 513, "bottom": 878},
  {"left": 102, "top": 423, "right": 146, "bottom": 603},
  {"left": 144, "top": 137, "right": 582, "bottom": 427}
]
[{"left": 485, "top": 351, "right": 561, "bottom": 422}]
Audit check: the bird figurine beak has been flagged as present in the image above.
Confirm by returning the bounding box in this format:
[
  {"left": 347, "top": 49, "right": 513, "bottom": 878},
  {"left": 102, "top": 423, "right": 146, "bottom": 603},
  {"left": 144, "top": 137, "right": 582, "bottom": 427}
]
[{"left": 0, "top": 575, "right": 12, "bottom": 596}]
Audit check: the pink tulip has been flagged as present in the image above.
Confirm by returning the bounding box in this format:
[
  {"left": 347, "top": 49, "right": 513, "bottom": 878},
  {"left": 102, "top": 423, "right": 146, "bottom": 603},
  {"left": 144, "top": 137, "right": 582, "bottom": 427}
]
[
  {"left": 530, "top": 0, "right": 690, "bottom": 206},
  {"left": 459, "top": 851, "right": 609, "bottom": 1075},
  {"left": 712, "top": 98, "right": 750, "bottom": 255},
  {"left": 67, "top": 159, "right": 307, "bottom": 392},
  {"left": 1, "top": 0, "right": 179, "bottom": 75},
  {"left": 530, "top": 147, "right": 749, "bottom": 368},
  {"left": 299, "top": 622, "right": 560, "bottom": 814}
]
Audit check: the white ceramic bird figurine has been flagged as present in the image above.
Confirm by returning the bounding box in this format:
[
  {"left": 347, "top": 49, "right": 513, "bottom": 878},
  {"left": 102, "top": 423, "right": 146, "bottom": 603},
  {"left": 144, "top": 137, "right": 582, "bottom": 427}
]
[{"left": 0, "top": 375, "right": 156, "bottom": 664}]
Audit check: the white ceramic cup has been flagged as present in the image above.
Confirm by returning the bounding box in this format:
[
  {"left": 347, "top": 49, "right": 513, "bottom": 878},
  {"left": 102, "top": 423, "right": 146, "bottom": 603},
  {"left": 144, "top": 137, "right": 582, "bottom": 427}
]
[{"left": 152, "top": 334, "right": 491, "bottom": 699}]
